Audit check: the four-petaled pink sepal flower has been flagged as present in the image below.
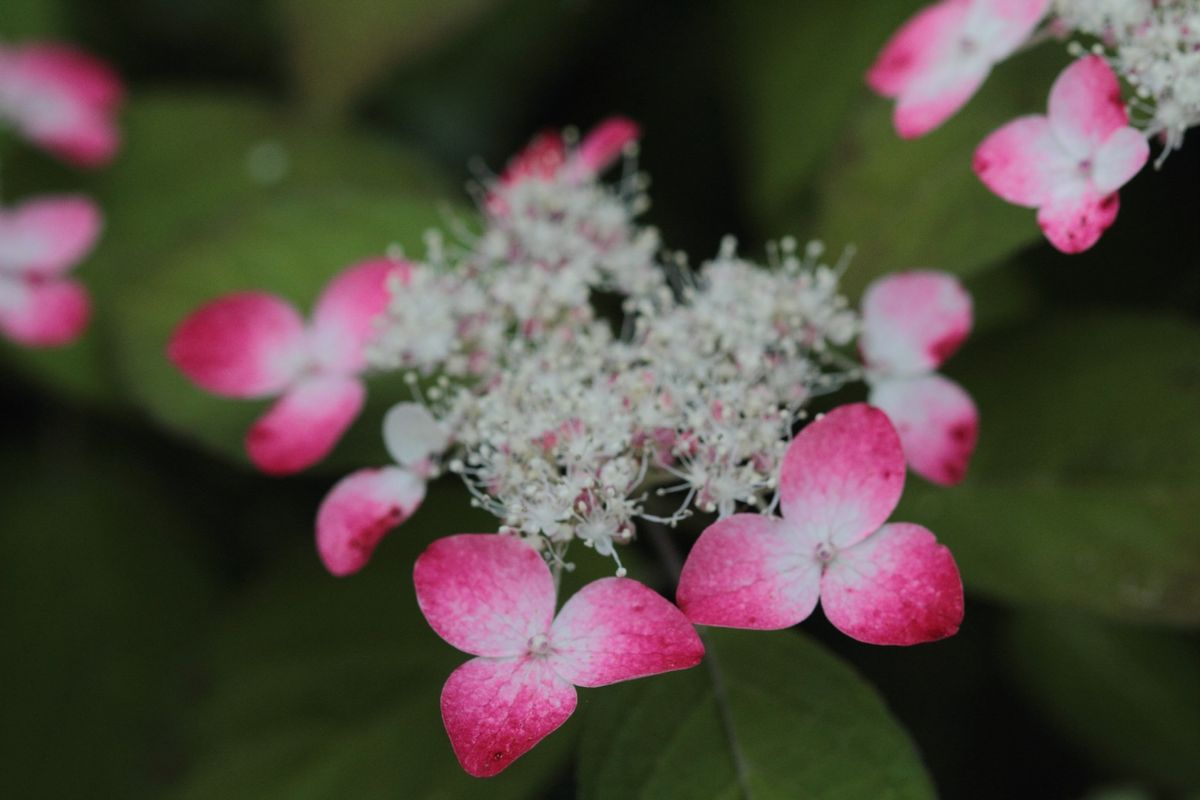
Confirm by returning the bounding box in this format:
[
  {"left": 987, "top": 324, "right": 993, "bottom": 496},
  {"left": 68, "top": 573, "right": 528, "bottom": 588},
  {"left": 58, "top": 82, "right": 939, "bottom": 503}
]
[
  {"left": 860, "top": 271, "right": 978, "bottom": 486},
  {"left": 0, "top": 42, "right": 124, "bottom": 167},
  {"left": 0, "top": 195, "right": 100, "bottom": 347},
  {"left": 487, "top": 116, "right": 639, "bottom": 213},
  {"left": 316, "top": 402, "right": 448, "bottom": 576},
  {"left": 676, "top": 403, "right": 963, "bottom": 646},
  {"left": 414, "top": 534, "right": 704, "bottom": 777},
  {"left": 168, "top": 258, "right": 410, "bottom": 475},
  {"left": 973, "top": 55, "right": 1149, "bottom": 253},
  {"left": 868, "top": 0, "right": 1050, "bottom": 138}
]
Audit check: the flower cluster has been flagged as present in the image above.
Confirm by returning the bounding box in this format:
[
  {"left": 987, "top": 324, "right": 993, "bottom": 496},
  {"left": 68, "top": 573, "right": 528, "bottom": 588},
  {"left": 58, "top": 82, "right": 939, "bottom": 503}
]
[
  {"left": 869, "top": 0, "right": 1198, "bottom": 254},
  {"left": 0, "top": 41, "right": 123, "bottom": 347},
  {"left": 167, "top": 119, "right": 976, "bottom": 776}
]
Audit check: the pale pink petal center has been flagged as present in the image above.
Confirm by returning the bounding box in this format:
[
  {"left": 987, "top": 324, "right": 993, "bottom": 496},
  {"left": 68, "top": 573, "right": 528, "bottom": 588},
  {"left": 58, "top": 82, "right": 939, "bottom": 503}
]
[
  {"left": 676, "top": 513, "right": 820, "bottom": 630},
  {"left": 820, "top": 522, "right": 963, "bottom": 646},
  {"left": 414, "top": 534, "right": 557, "bottom": 658},
  {"left": 0, "top": 195, "right": 101, "bottom": 277},
  {"left": 309, "top": 258, "right": 410, "bottom": 374},
  {"left": 1048, "top": 55, "right": 1129, "bottom": 158},
  {"left": 778, "top": 404, "right": 906, "bottom": 548},
  {"left": 860, "top": 270, "right": 973, "bottom": 376},
  {"left": 549, "top": 577, "right": 703, "bottom": 687}
]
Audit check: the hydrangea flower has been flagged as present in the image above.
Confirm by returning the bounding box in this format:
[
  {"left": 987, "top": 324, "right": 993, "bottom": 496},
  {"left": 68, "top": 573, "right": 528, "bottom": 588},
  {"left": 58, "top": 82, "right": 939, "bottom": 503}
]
[
  {"left": 868, "top": 0, "right": 1050, "bottom": 137},
  {"left": 973, "top": 55, "right": 1149, "bottom": 253},
  {"left": 859, "top": 271, "right": 978, "bottom": 486},
  {"left": 0, "top": 42, "right": 123, "bottom": 167},
  {"left": 676, "top": 403, "right": 964, "bottom": 646},
  {"left": 316, "top": 402, "right": 448, "bottom": 576},
  {"left": 414, "top": 534, "right": 704, "bottom": 777},
  {"left": 0, "top": 195, "right": 100, "bottom": 347},
  {"left": 168, "top": 258, "right": 409, "bottom": 474}
]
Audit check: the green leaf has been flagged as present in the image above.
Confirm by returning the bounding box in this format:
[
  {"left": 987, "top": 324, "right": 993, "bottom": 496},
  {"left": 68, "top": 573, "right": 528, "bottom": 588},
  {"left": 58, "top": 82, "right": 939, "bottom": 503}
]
[
  {"left": 578, "top": 628, "right": 935, "bottom": 800},
  {"left": 0, "top": 0, "right": 65, "bottom": 37},
  {"left": 0, "top": 92, "right": 451, "bottom": 407},
  {"left": 0, "top": 434, "right": 216, "bottom": 798},
  {"left": 275, "top": 0, "right": 502, "bottom": 116},
  {"left": 109, "top": 190, "right": 458, "bottom": 472},
  {"left": 1006, "top": 610, "right": 1200, "bottom": 790},
  {"left": 721, "top": 0, "right": 917, "bottom": 220},
  {"left": 898, "top": 313, "right": 1200, "bottom": 625},
  {"left": 172, "top": 487, "right": 573, "bottom": 799}
]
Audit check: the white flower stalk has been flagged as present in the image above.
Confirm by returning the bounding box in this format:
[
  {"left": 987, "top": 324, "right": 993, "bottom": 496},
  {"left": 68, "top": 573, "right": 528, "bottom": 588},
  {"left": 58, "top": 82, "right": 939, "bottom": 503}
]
[{"left": 1054, "top": 0, "right": 1200, "bottom": 157}]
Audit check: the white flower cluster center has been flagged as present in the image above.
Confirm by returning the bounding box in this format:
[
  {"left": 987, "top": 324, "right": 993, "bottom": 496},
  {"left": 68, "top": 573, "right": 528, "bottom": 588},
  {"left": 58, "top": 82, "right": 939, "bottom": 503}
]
[{"left": 367, "top": 142, "right": 859, "bottom": 573}]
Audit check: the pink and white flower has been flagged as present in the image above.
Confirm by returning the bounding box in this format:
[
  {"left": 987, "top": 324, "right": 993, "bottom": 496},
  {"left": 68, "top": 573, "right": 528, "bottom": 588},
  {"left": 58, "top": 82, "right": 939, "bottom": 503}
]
[
  {"left": 973, "top": 55, "right": 1150, "bottom": 253},
  {"left": 0, "top": 42, "right": 123, "bottom": 167},
  {"left": 676, "top": 403, "right": 963, "bottom": 646},
  {"left": 168, "top": 258, "right": 410, "bottom": 475},
  {"left": 316, "top": 402, "right": 448, "bottom": 576},
  {"left": 868, "top": 0, "right": 1050, "bottom": 138},
  {"left": 859, "top": 271, "right": 978, "bottom": 486},
  {"left": 0, "top": 194, "right": 100, "bottom": 347},
  {"left": 415, "top": 534, "right": 704, "bottom": 777}
]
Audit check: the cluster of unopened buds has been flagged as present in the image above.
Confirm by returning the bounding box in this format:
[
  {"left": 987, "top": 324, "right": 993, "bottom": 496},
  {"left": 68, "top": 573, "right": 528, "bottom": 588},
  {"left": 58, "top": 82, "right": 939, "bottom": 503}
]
[
  {"left": 0, "top": 40, "right": 122, "bottom": 347},
  {"left": 169, "top": 118, "right": 978, "bottom": 776},
  {"left": 869, "top": 0, "right": 1198, "bottom": 253}
]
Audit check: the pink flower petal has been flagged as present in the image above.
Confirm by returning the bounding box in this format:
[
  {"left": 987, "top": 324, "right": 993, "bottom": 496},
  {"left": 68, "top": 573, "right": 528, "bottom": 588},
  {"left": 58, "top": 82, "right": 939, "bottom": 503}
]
[
  {"left": 973, "top": 115, "right": 1072, "bottom": 208},
  {"left": 1048, "top": 55, "right": 1129, "bottom": 158},
  {"left": 0, "top": 195, "right": 102, "bottom": 277},
  {"left": 1036, "top": 189, "right": 1120, "bottom": 254},
  {"left": 969, "top": 0, "right": 1052, "bottom": 57},
  {"left": 860, "top": 270, "right": 973, "bottom": 376},
  {"left": 441, "top": 656, "right": 576, "bottom": 778},
  {"left": 383, "top": 401, "right": 448, "bottom": 467},
  {"left": 309, "top": 258, "right": 410, "bottom": 374},
  {"left": 167, "top": 293, "right": 309, "bottom": 398},
  {"left": 414, "top": 534, "right": 556, "bottom": 658},
  {"left": 867, "top": 0, "right": 970, "bottom": 99},
  {"left": 566, "top": 116, "right": 639, "bottom": 179},
  {"left": 500, "top": 130, "right": 567, "bottom": 186},
  {"left": 316, "top": 466, "right": 426, "bottom": 577},
  {"left": 245, "top": 375, "right": 365, "bottom": 474},
  {"left": 676, "top": 513, "right": 820, "bottom": 630},
  {"left": 0, "top": 277, "right": 90, "bottom": 347},
  {"left": 1091, "top": 126, "right": 1149, "bottom": 195},
  {"left": 549, "top": 578, "right": 703, "bottom": 687},
  {"left": 779, "top": 404, "right": 906, "bottom": 548},
  {"left": 870, "top": 374, "right": 979, "bottom": 486},
  {"left": 820, "top": 522, "right": 963, "bottom": 645},
  {"left": 894, "top": 65, "right": 988, "bottom": 139},
  {"left": 0, "top": 43, "right": 123, "bottom": 167}
]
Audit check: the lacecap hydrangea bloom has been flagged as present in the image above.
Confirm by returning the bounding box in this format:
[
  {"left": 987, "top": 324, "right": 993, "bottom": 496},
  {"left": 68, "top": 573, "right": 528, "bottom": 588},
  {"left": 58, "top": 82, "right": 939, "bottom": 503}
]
[
  {"left": 170, "top": 119, "right": 977, "bottom": 776},
  {"left": 869, "top": 0, "right": 1197, "bottom": 253}
]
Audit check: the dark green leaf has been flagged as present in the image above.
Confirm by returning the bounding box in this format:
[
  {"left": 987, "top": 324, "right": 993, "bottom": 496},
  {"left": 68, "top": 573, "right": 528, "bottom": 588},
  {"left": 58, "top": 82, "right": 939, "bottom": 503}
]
[
  {"left": 275, "top": 0, "right": 502, "bottom": 116},
  {"left": 1006, "top": 610, "right": 1200, "bottom": 790},
  {"left": 899, "top": 313, "right": 1200, "bottom": 625},
  {"left": 578, "top": 628, "right": 935, "bottom": 800}
]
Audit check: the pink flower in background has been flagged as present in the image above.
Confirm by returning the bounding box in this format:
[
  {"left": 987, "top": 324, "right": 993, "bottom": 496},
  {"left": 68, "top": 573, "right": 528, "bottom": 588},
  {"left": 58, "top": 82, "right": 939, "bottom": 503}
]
[
  {"left": 316, "top": 402, "right": 448, "bottom": 576},
  {"left": 487, "top": 116, "right": 639, "bottom": 213},
  {"left": 868, "top": 0, "right": 1049, "bottom": 138},
  {"left": 974, "top": 55, "right": 1149, "bottom": 253},
  {"left": 415, "top": 534, "right": 704, "bottom": 776},
  {"left": 676, "top": 404, "right": 963, "bottom": 646},
  {"left": 860, "top": 271, "right": 978, "bottom": 486},
  {"left": 0, "top": 42, "right": 123, "bottom": 167},
  {"left": 168, "top": 258, "right": 409, "bottom": 475},
  {"left": 0, "top": 195, "right": 100, "bottom": 347}
]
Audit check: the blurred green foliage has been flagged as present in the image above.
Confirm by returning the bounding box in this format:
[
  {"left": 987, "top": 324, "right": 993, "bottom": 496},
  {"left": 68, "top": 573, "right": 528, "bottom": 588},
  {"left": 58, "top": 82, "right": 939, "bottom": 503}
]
[{"left": 2, "top": 0, "right": 1198, "bottom": 798}]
